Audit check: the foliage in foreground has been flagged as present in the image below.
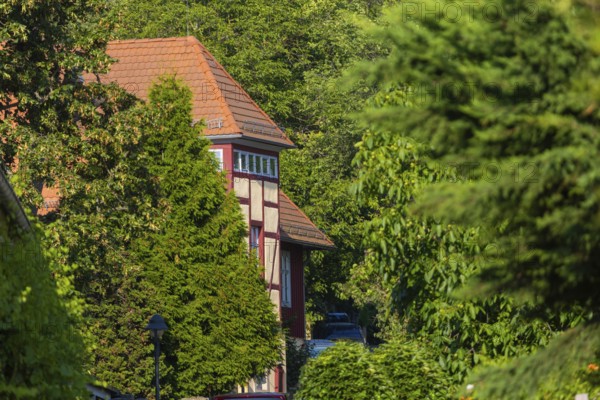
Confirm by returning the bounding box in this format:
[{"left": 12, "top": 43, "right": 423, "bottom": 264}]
[
  {"left": 346, "top": 0, "right": 587, "bottom": 382},
  {"left": 0, "top": 215, "right": 87, "bottom": 399},
  {"left": 465, "top": 323, "right": 600, "bottom": 399},
  {"left": 348, "top": 0, "right": 600, "bottom": 395},
  {"left": 295, "top": 340, "right": 451, "bottom": 400},
  {"left": 361, "top": 0, "right": 600, "bottom": 315}
]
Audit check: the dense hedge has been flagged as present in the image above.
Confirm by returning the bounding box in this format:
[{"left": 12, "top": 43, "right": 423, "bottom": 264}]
[{"left": 295, "top": 340, "right": 451, "bottom": 400}]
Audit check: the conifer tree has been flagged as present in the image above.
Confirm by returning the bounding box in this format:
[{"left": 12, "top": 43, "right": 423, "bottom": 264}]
[{"left": 121, "top": 77, "right": 280, "bottom": 398}]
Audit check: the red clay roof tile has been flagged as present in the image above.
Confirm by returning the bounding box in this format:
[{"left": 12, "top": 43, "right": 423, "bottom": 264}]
[{"left": 93, "top": 36, "right": 294, "bottom": 148}]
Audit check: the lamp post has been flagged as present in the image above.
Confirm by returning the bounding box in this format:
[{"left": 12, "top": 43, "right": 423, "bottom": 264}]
[{"left": 145, "top": 314, "right": 168, "bottom": 400}]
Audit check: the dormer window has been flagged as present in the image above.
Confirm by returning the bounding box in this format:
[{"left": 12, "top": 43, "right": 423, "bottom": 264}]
[{"left": 233, "top": 150, "right": 278, "bottom": 178}]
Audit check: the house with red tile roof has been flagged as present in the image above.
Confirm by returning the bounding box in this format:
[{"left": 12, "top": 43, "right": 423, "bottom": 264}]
[{"left": 94, "top": 36, "right": 335, "bottom": 393}]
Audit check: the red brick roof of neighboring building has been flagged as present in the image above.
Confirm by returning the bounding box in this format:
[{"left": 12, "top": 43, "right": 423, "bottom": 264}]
[
  {"left": 279, "top": 191, "right": 335, "bottom": 250},
  {"left": 91, "top": 36, "right": 294, "bottom": 149}
]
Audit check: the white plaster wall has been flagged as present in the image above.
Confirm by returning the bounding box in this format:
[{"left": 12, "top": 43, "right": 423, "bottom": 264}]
[
  {"left": 233, "top": 177, "right": 250, "bottom": 198},
  {"left": 239, "top": 204, "right": 250, "bottom": 225},
  {"left": 264, "top": 206, "right": 278, "bottom": 233},
  {"left": 264, "top": 181, "right": 278, "bottom": 204},
  {"left": 250, "top": 179, "right": 263, "bottom": 221},
  {"left": 270, "top": 288, "right": 281, "bottom": 313},
  {"left": 264, "top": 237, "right": 280, "bottom": 285}
]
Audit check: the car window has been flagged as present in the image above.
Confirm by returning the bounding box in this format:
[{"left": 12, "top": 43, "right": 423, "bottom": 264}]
[
  {"left": 325, "top": 312, "right": 349, "bottom": 323},
  {"left": 323, "top": 324, "right": 364, "bottom": 342}
]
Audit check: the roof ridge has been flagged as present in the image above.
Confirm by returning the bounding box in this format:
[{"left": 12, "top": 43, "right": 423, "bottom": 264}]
[
  {"left": 203, "top": 42, "right": 286, "bottom": 138},
  {"left": 184, "top": 36, "right": 240, "bottom": 133},
  {"left": 185, "top": 36, "right": 288, "bottom": 141},
  {"left": 109, "top": 36, "right": 192, "bottom": 45}
]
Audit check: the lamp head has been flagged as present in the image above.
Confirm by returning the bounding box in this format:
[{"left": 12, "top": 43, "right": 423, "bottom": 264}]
[{"left": 145, "top": 314, "right": 168, "bottom": 339}]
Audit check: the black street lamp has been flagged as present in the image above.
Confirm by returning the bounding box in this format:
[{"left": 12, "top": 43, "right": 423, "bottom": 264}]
[{"left": 145, "top": 314, "right": 168, "bottom": 400}]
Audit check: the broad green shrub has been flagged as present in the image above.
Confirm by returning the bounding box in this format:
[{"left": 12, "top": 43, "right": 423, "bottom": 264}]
[
  {"left": 295, "top": 341, "right": 381, "bottom": 400},
  {"left": 372, "top": 340, "right": 452, "bottom": 399},
  {"left": 295, "top": 339, "right": 451, "bottom": 400}
]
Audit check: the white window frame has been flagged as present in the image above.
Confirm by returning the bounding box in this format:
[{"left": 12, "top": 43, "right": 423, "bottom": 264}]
[
  {"left": 208, "top": 148, "right": 224, "bottom": 171},
  {"left": 254, "top": 374, "right": 268, "bottom": 392},
  {"left": 233, "top": 150, "right": 278, "bottom": 178},
  {"left": 250, "top": 226, "right": 261, "bottom": 256},
  {"left": 281, "top": 250, "right": 292, "bottom": 308}
]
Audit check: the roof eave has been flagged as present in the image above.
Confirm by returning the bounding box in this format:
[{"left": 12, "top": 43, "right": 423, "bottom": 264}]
[
  {"left": 207, "top": 133, "right": 296, "bottom": 151},
  {"left": 280, "top": 234, "right": 336, "bottom": 250},
  {"left": 241, "top": 135, "right": 296, "bottom": 149},
  {"left": 0, "top": 168, "right": 31, "bottom": 232}
]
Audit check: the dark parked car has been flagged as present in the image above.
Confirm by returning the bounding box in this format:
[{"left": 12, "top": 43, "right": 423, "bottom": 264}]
[
  {"left": 323, "top": 322, "right": 365, "bottom": 343},
  {"left": 213, "top": 393, "right": 287, "bottom": 400},
  {"left": 325, "top": 312, "right": 350, "bottom": 323},
  {"left": 305, "top": 339, "right": 336, "bottom": 358},
  {"left": 313, "top": 321, "right": 366, "bottom": 343}
]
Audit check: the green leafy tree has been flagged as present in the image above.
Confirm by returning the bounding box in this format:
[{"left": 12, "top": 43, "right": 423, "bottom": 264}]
[
  {"left": 355, "top": 0, "right": 600, "bottom": 315},
  {"left": 349, "top": 0, "right": 600, "bottom": 394},
  {"left": 0, "top": 0, "right": 111, "bottom": 164},
  {"left": 1, "top": 0, "right": 141, "bottom": 396},
  {"left": 0, "top": 212, "right": 87, "bottom": 399},
  {"left": 350, "top": 122, "right": 555, "bottom": 381},
  {"left": 0, "top": 0, "right": 143, "bottom": 332},
  {"left": 3, "top": 1, "right": 281, "bottom": 398}
]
